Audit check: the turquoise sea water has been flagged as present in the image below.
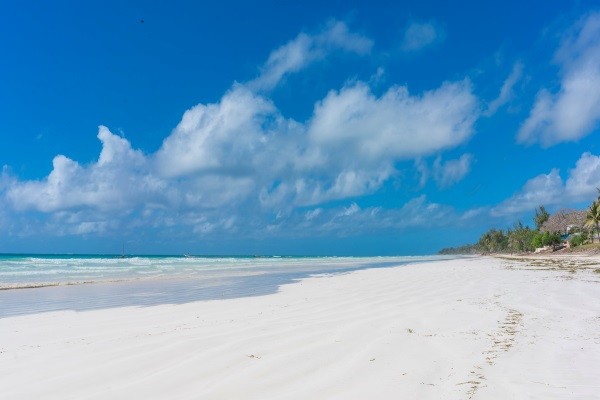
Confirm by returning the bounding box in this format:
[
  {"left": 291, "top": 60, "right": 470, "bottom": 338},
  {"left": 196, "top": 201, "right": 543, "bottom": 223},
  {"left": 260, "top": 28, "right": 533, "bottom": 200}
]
[{"left": 0, "top": 254, "right": 459, "bottom": 317}]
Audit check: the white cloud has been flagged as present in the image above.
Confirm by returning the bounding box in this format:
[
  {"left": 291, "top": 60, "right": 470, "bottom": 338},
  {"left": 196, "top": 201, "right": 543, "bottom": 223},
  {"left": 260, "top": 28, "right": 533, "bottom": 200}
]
[
  {"left": 491, "top": 152, "right": 600, "bottom": 216},
  {"left": 154, "top": 85, "right": 291, "bottom": 179},
  {"left": 433, "top": 154, "right": 473, "bottom": 188},
  {"left": 265, "top": 79, "right": 479, "bottom": 206},
  {"left": 6, "top": 126, "right": 163, "bottom": 213},
  {"left": 338, "top": 202, "right": 360, "bottom": 217},
  {"left": 71, "top": 221, "right": 110, "bottom": 235},
  {"left": 485, "top": 61, "right": 523, "bottom": 116},
  {"left": 304, "top": 208, "right": 322, "bottom": 221},
  {"left": 281, "top": 195, "right": 461, "bottom": 237},
  {"left": 401, "top": 21, "right": 444, "bottom": 51},
  {"left": 0, "top": 169, "right": 10, "bottom": 230},
  {"left": 460, "top": 207, "right": 486, "bottom": 221},
  {"left": 306, "top": 80, "right": 478, "bottom": 162},
  {"left": 1, "top": 21, "right": 482, "bottom": 239},
  {"left": 414, "top": 158, "right": 429, "bottom": 188},
  {"left": 491, "top": 169, "right": 563, "bottom": 216},
  {"left": 565, "top": 152, "right": 600, "bottom": 200},
  {"left": 156, "top": 76, "right": 479, "bottom": 209},
  {"left": 288, "top": 167, "right": 395, "bottom": 207},
  {"left": 4, "top": 76, "right": 479, "bottom": 234},
  {"left": 518, "top": 13, "right": 600, "bottom": 145},
  {"left": 369, "top": 67, "right": 385, "bottom": 85},
  {"left": 249, "top": 21, "right": 372, "bottom": 91}
]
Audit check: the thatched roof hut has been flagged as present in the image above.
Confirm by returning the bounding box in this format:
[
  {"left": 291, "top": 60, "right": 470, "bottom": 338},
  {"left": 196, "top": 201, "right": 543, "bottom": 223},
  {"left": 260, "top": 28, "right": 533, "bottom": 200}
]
[{"left": 541, "top": 209, "right": 587, "bottom": 233}]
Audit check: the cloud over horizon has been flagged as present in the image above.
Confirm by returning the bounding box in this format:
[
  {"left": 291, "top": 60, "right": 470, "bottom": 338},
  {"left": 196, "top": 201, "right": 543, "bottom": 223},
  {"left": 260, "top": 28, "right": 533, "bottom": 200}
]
[
  {"left": 491, "top": 152, "right": 600, "bottom": 216},
  {"left": 2, "top": 11, "right": 600, "bottom": 249},
  {"left": 0, "top": 19, "right": 485, "bottom": 240}
]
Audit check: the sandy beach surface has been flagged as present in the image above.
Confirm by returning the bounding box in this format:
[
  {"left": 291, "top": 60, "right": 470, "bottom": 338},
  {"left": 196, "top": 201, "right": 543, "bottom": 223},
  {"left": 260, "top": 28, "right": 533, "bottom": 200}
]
[{"left": 1, "top": 256, "right": 599, "bottom": 399}]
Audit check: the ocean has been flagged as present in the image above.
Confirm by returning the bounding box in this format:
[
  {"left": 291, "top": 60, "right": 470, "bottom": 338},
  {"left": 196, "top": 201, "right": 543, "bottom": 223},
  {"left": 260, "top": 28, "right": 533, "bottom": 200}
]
[{"left": 0, "top": 254, "right": 458, "bottom": 317}]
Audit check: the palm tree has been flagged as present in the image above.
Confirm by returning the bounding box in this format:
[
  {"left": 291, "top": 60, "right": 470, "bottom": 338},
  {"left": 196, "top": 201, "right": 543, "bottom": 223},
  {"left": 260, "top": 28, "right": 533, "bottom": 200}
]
[
  {"left": 585, "top": 200, "right": 600, "bottom": 243},
  {"left": 534, "top": 205, "right": 550, "bottom": 230}
]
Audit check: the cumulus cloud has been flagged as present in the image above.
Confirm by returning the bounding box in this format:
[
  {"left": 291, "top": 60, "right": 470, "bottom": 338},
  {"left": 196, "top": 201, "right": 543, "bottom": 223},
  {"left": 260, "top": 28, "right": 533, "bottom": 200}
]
[
  {"left": 154, "top": 85, "right": 294, "bottom": 179},
  {"left": 565, "top": 152, "right": 600, "bottom": 200},
  {"left": 307, "top": 80, "right": 478, "bottom": 161},
  {"left": 433, "top": 154, "right": 473, "bottom": 188},
  {"left": 249, "top": 20, "right": 373, "bottom": 91},
  {"left": 401, "top": 21, "right": 444, "bottom": 51},
  {"left": 1, "top": 21, "right": 482, "bottom": 238},
  {"left": 3, "top": 77, "right": 479, "bottom": 235},
  {"left": 491, "top": 169, "right": 563, "bottom": 216},
  {"left": 155, "top": 75, "right": 479, "bottom": 209},
  {"left": 491, "top": 152, "right": 600, "bottom": 216},
  {"left": 485, "top": 62, "right": 523, "bottom": 116},
  {"left": 6, "top": 126, "right": 163, "bottom": 213},
  {"left": 518, "top": 13, "right": 600, "bottom": 145},
  {"left": 258, "top": 79, "right": 479, "bottom": 206}
]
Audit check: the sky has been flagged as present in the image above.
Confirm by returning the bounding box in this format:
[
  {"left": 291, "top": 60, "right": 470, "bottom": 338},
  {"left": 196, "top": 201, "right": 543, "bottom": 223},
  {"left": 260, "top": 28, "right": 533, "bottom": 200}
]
[{"left": 1, "top": 0, "right": 600, "bottom": 255}]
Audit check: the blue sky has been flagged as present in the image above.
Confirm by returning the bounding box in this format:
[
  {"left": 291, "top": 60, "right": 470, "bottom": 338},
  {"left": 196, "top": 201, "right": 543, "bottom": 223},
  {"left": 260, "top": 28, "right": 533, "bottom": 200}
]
[{"left": 1, "top": 0, "right": 600, "bottom": 255}]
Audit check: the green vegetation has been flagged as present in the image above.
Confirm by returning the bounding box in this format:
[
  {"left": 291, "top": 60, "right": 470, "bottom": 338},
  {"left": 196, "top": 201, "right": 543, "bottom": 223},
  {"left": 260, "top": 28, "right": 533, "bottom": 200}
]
[
  {"left": 438, "top": 244, "right": 479, "bottom": 255},
  {"left": 531, "top": 231, "right": 561, "bottom": 249},
  {"left": 507, "top": 222, "right": 538, "bottom": 252},
  {"left": 534, "top": 205, "right": 550, "bottom": 230},
  {"left": 584, "top": 198, "right": 600, "bottom": 243},
  {"left": 476, "top": 223, "right": 550, "bottom": 254},
  {"left": 569, "top": 234, "right": 585, "bottom": 248},
  {"left": 477, "top": 228, "right": 508, "bottom": 253},
  {"left": 441, "top": 221, "right": 542, "bottom": 254},
  {"left": 439, "top": 198, "right": 599, "bottom": 254}
]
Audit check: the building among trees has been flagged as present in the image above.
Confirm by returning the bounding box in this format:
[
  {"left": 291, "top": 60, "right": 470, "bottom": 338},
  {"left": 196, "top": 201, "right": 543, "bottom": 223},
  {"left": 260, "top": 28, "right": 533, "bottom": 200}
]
[{"left": 540, "top": 209, "right": 587, "bottom": 234}]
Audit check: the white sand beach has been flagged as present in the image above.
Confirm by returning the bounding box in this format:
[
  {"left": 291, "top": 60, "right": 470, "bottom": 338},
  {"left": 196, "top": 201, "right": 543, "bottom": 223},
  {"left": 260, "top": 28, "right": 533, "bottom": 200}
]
[{"left": 1, "top": 256, "right": 599, "bottom": 399}]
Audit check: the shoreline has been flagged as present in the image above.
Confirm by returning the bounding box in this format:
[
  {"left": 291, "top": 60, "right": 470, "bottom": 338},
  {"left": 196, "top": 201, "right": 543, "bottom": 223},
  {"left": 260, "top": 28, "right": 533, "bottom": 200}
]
[
  {"left": 0, "top": 256, "right": 463, "bottom": 317},
  {"left": 0, "top": 254, "right": 458, "bottom": 292},
  {"left": 1, "top": 256, "right": 599, "bottom": 399}
]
